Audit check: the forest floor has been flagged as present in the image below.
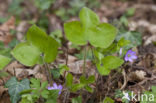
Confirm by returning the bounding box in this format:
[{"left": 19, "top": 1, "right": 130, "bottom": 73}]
[{"left": 0, "top": 0, "right": 156, "bottom": 103}]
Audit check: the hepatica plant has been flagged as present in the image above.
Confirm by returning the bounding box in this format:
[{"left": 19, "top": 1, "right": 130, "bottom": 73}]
[
  {"left": 4, "top": 7, "right": 139, "bottom": 103},
  {"left": 11, "top": 25, "right": 59, "bottom": 66},
  {"left": 64, "top": 7, "right": 124, "bottom": 75}
]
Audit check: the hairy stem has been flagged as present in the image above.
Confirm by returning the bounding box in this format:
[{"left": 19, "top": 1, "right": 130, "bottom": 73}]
[
  {"left": 65, "top": 47, "right": 68, "bottom": 65},
  {"left": 83, "top": 45, "right": 87, "bottom": 76},
  {"left": 44, "top": 63, "right": 53, "bottom": 86}
]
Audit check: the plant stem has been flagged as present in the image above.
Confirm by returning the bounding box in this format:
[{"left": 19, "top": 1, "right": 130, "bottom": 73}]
[
  {"left": 63, "top": 47, "right": 68, "bottom": 79},
  {"left": 83, "top": 45, "right": 87, "bottom": 76},
  {"left": 65, "top": 47, "right": 68, "bottom": 65},
  {"left": 44, "top": 63, "right": 53, "bottom": 86}
]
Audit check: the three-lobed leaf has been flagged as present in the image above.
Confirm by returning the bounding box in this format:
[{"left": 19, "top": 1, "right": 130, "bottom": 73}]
[
  {"left": 26, "top": 25, "right": 59, "bottom": 63},
  {"left": 64, "top": 7, "right": 117, "bottom": 48}
]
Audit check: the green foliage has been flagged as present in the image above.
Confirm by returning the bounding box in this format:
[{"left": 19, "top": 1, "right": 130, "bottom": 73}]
[
  {"left": 66, "top": 73, "right": 95, "bottom": 92},
  {"left": 72, "top": 96, "right": 82, "bottom": 103},
  {"left": 50, "top": 29, "right": 63, "bottom": 44},
  {"left": 34, "top": 0, "right": 55, "bottom": 11},
  {"left": 8, "top": 0, "right": 24, "bottom": 16},
  {"left": 102, "top": 97, "right": 114, "bottom": 103},
  {"left": 0, "top": 55, "right": 11, "bottom": 70},
  {"left": 96, "top": 56, "right": 124, "bottom": 75},
  {"left": 30, "top": 78, "right": 49, "bottom": 100},
  {"left": 45, "top": 90, "right": 59, "bottom": 103},
  {"left": 55, "top": 0, "right": 100, "bottom": 21},
  {"left": 79, "top": 7, "right": 99, "bottom": 29},
  {"left": 64, "top": 7, "right": 117, "bottom": 48},
  {"left": 20, "top": 78, "right": 59, "bottom": 103},
  {"left": 75, "top": 47, "right": 93, "bottom": 60},
  {"left": 11, "top": 43, "right": 41, "bottom": 66},
  {"left": 66, "top": 73, "right": 73, "bottom": 88},
  {"left": 126, "top": 8, "right": 136, "bottom": 17},
  {"left": 20, "top": 94, "right": 33, "bottom": 103},
  {"left": 11, "top": 25, "right": 59, "bottom": 66},
  {"left": 27, "top": 25, "right": 59, "bottom": 63},
  {"left": 51, "top": 68, "right": 60, "bottom": 79},
  {"left": 117, "top": 30, "right": 142, "bottom": 49},
  {"left": 59, "top": 65, "right": 70, "bottom": 75},
  {"left": 141, "top": 86, "right": 156, "bottom": 103},
  {"left": 5, "top": 77, "right": 30, "bottom": 103}
]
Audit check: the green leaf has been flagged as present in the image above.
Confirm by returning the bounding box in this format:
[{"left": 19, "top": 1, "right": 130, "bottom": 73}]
[
  {"left": 102, "top": 97, "right": 114, "bottom": 103},
  {"left": 85, "top": 85, "right": 93, "bottom": 93},
  {"left": 26, "top": 25, "right": 59, "bottom": 63},
  {"left": 102, "top": 56, "right": 124, "bottom": 69},
  {"left": 117, "top": 31, "right": 142, "bottom": 48},
  {"left": 64, "top": 8, "right": 117, "bottom": 48},
  {"left": 27, "top": 25, "right": 48, "bottom": 52},
  {"left": 59, "top": 65, "right": 69, "bottom": 75},
  {"left": 88, "top": 23, "right": 117, "bottom": 48},
  {"left": 46, "top": 90, "right": 59, "bottom": 103},
  {"left": 43, "top": 36, "right": 59, "bottom": 63},
  {"left": 0, "top": 55, "right": 11, "bottom": 70},
  {"left": 51, "top": 68, "right": 60, "bottom": 79},
  {"left": 80, "top": 75, "right": 86, "bottom": 84},
  {"left": 152, "top": 86, "right": 156, "bottom": 94},
  {"left": 41, "top": 81, "right": 48, "bottom": 89},
  {"left": 20, "top": 94, "right": 33, "bottom": 103},
  {"left": 86, "top": 75, "right": 95, "bottom": 84},
  {"left": 71, "top": 84, "right": 84, "bottom": 92},
  {"left": 79, "top": 7, "right": 100, "bottom": 29},
  {"left": 118, "top": 37, "right": 130, "bottom": 47},
  {"left": 66, "top": 73, "right": 73, "bottom": 87},
  {"left": 41, "top": 89, "right": 49, "bottom": 99},
  {"left": 11, "top": 42, "right": 41, "bottom": 66},
  {"left": 96, "top": 63, "right": 110, "bottom": 75},
  {"left": 5, "top": 77, "right": 30, "bottom": 103},
  {"left": 72, "top": 96, "right": 82, "bottom": 103},
  {"left": 97, "top": 56, "right": 124, "bottom": 75},
  {"left": 30, "top": 78, "right": 40, "bottom": 89},
  {"left": 80, "top": 75, "right": 95, "bottom": 84},
  {"left": 64, "top": 21, "right": 87, "bottom": 45}
]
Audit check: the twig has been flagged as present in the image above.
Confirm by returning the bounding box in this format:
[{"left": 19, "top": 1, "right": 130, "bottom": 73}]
[
  {"left": 120, "top": 68, "right": 127, "bottom": 90},
  {"left": 63, "top": 89, "right": 70, "bottom": 103}
]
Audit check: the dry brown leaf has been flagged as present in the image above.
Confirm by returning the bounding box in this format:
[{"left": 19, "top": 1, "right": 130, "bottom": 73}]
[
  {"left": 68, "top": 60, "right": 98, "bottom": 78},
  {"left": 35, "top": 73, "right": 47, "bottom": 82},
  {"left": 0, "top": 86, "right": 7, "bottom": 97},
  {"left": 0, "top": 16, "right": 15, "bottom": 44},
  {"left": 5, "top": 61, "right": 24, "bottom": 76},
  {"left": 67, "top": 55, "right": 77, "bottom": 64}
]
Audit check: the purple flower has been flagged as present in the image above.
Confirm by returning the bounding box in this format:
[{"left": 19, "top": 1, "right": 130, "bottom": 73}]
[
  {"left": 124, "top": 50, "right": 137, "bottom": 62},
  {"left": 48, "top": 83, "right": 63, "bottom": 95}
]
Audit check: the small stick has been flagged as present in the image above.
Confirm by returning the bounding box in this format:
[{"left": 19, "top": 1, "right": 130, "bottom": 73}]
[{"left": 120, "top": 68, "right": 127, "bottom": 90}]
